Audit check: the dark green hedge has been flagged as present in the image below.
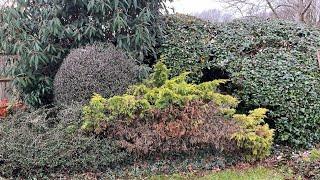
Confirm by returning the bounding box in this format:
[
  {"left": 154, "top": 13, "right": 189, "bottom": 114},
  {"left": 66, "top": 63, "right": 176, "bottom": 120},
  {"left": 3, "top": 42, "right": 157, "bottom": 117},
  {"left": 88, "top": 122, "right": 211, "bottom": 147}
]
[
  {"left": 158, "top": 14, "right": 216, "bottom": 82},
  {"left": 210, "top": 18, "right": 320, "bottom": 147}
]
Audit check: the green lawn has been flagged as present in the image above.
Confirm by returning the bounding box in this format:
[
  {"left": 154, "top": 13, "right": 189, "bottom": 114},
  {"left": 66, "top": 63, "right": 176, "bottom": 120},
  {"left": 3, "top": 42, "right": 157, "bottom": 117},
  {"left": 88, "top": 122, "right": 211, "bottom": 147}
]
[{"left": 151, "top": 166, "right": 294, "bottom": 180}]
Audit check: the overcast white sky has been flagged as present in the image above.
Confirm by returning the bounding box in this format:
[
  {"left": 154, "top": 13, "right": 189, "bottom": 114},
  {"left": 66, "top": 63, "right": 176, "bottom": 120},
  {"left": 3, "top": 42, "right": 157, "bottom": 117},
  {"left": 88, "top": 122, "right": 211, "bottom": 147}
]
[
  {"left": 0, "top": 0, "right": 226, "bottom": 15},
  {"left": 167, "top": 0, "right": 225, "bottom": 14}
]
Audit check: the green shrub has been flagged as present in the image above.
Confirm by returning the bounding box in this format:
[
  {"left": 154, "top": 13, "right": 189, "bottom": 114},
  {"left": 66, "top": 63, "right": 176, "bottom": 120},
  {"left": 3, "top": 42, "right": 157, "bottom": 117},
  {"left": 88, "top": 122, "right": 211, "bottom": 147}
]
[
  {"left": 232, "top": 108, "right": 274, "bottom": 160},
  {"left": 309, "top": 148, "right": 320, "bottom": 162},
  {"left": 158, "top": 14, "right": 216, "bottom": 82},
  {"left": 0, "top": 105, "right": 129, "bottom": 178},
  {"left": 0, "top": 0, "right": 170, "bottom": 107},
  {"left": 210, "top": 18, "right": 320, "bottom": 147},
  {"left": 54, "top": 43, "right": 142, "bottom": 105},
  {"left": 82, "top": 62, "right": 273, "bottom": 161},
  {"left": 82, "top": 62, "right": 239, "bottom": 130},
  {"left": 82, "top": 93, "right": 107, "bottom": 133}
]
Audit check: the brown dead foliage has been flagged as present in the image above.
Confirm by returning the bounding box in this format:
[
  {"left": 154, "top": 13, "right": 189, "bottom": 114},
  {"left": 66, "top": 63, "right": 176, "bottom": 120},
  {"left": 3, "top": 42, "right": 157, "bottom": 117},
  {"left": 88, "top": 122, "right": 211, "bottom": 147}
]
[{"left": 107, "top": 100, "right": 240, "bottom": 156}]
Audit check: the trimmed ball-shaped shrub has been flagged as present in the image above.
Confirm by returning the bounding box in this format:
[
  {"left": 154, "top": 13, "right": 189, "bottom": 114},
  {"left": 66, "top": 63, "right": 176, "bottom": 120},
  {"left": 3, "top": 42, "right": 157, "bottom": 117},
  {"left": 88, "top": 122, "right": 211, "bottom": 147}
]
[
  {"left": 54, "top": 43, "right": 141, "bottom": 105},
  {"left": 210, "top": 18, "right": 320, "bottom": 147},
  {"left": 158, "top": 14, "right": 216, "bottom": 82}
]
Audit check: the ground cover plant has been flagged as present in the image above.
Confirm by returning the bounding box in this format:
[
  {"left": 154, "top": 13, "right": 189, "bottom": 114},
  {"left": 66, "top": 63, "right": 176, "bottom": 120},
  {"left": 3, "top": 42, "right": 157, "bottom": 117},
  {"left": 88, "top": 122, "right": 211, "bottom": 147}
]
[
  {"left": 0, "top": 105, "right": 130, "bottom": 178},
  {"left": 273, "top": 146, "right": 320, "bottom": 179}
]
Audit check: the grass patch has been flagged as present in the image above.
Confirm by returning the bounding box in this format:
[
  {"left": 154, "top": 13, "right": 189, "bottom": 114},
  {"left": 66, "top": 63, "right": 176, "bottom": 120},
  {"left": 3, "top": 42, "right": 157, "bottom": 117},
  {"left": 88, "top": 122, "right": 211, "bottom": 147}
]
[{"left": 151, "top": 166, "right": 290, "bottom": 180}]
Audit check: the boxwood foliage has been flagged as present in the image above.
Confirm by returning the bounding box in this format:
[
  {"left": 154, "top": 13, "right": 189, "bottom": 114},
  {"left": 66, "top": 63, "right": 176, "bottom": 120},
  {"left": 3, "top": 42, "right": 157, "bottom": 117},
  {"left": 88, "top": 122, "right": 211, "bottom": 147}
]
[
  {"left": 0, "top": 0, "right": 170, "bottom": 107},
  {"left": 158, "top": 14, "right": 216, "bottom": 82},
  {"left": 54, "top": 43, "right": 143, "bottom": 105},
  {"left": 210, "top": 18, "right": 320, "bottom": 147},
  {"left": 0, "top": 105, "right": 129, "bottom": 178}
]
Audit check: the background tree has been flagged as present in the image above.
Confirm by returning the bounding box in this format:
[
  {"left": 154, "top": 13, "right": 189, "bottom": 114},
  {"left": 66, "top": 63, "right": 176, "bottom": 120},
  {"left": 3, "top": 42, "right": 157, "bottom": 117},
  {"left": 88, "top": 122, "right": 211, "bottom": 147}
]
[
  {"left": 194, "top": 9, "right": 233, "bottom": 22},
  {"left": 221, "top": 0, "right": 320, "bottom": 26}
]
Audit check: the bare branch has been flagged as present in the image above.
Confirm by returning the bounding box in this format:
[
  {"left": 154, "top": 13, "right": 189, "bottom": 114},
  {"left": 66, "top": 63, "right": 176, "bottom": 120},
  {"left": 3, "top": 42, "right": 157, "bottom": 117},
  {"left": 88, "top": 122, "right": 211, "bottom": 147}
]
[
  {"left": 266, "top": 0, "right": 279, "bottom": 18},
  {"left": 301, "top": 0, "right": 314, "bottom": 16}
]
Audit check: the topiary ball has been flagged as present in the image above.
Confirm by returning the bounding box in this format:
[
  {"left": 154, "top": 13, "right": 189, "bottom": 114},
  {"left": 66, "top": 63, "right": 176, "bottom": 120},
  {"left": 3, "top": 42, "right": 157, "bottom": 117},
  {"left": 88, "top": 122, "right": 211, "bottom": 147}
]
[{"left": 54, "top": 43, "right": 140, "bottom": 105}]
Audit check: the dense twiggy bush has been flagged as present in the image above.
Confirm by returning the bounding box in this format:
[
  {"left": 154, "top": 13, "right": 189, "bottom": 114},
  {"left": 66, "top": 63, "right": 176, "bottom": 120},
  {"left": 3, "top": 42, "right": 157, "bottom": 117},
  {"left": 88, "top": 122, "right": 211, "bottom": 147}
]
[
  {"left": 82, "top": 62, "right": 274, "bottom": 161},
  {"left": 210, "top": 18, "right": 320, "bottom": 147},
  {"left": 0, "top": 105, "right": 129, "bottom": 178},
  {"left": 158, "top": 14, "right": 216, "bottom": 82},
  {"left": 0, "top": 0, "right": 170, "bottom": 106},
  {"left": 109, "top": 100, "right": 240, "bottom": 156},
  {"left": 54, "top": 43, "right": 141, "bottom": 105}
]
